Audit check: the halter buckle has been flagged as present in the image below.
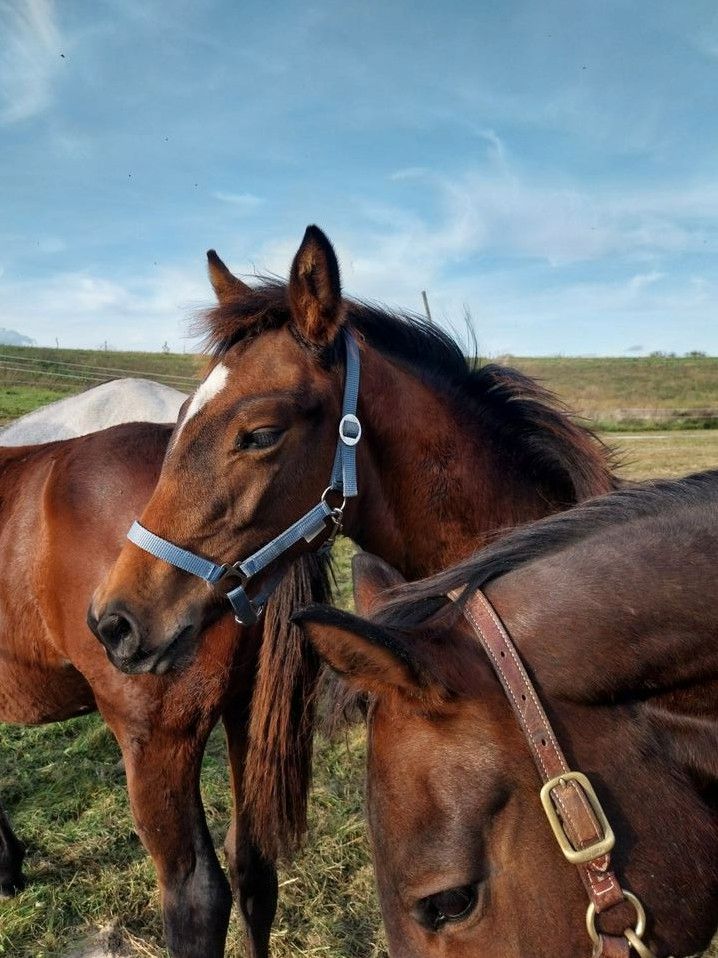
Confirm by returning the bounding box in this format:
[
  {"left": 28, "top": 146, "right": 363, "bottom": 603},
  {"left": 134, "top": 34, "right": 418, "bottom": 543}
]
[{"left": 540, "top": 771, "right": 615, "bottom": 865}]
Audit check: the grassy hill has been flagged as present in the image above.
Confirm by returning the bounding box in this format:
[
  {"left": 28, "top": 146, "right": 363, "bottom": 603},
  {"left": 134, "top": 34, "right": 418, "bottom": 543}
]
[
  {"left": 0, "top": 345, "right": 202, "bottom": 423},
  {"left": 510, "top": 354, "right": 718, "bottom": 428},
  {"left": 0, "top": 345, "right": 716, "bottom": 428}
]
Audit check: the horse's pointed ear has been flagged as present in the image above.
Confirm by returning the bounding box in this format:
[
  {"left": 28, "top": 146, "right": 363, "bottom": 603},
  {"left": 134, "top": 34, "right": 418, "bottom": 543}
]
[
  {"left": 288, "top": 225, "right": 345, "bottom": 345},
  {"left": 295, "top": 606, "right": 426, "bottom": 699},
  {"left": 352, "top": 552, "right": 406, "bottom": 616},
  {"left": 207, "top": 250, "right": 251, "bottom": 304}
]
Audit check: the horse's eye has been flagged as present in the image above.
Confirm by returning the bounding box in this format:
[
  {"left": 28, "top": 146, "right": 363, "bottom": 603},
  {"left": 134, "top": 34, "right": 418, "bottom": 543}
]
[
  {"left": 414, "top": 884, "right": 478, "bottom": 931},
  {"left": 236, "top": 428, "right": 284, "bottom": 451}
]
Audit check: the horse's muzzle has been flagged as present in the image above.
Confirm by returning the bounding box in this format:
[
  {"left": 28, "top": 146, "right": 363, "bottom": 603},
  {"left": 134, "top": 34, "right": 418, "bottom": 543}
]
[{"left": 87, "top": 601, "right": 197, "bottom": 675}]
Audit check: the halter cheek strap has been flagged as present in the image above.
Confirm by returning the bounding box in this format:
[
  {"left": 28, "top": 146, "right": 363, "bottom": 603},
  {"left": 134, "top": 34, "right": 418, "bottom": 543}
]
[
  {"left": 453, "top": 588, "right": 675, "bottom": 958},
  {"left": 126, "top": 329, "right": 362, "bottom": 626}
]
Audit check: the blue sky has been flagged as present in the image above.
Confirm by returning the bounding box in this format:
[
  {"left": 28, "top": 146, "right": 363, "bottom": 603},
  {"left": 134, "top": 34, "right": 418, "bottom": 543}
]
[{"left": 1, "top": 0, "right": 717, "bottom": 355}]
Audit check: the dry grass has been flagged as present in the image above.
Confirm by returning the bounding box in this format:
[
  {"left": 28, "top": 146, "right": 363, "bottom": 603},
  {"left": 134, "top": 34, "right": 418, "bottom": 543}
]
[
  {"left": 511, "top": 355, "right": 718, "bottom": 415},
  {"left": 609, "top": 430, "right": 718, "bottom": 481},
  {"left": 0, "top": 347, "right": 716, "bottom": 428}
]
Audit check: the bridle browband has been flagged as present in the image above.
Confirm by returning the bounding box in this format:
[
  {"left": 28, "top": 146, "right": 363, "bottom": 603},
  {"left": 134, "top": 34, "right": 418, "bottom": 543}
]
[
  {"left": 126, "top": 330, "right": 362, "bottom": 626},
  {"left": 452, "top": 588, "right": 676, "bottom": 958}
]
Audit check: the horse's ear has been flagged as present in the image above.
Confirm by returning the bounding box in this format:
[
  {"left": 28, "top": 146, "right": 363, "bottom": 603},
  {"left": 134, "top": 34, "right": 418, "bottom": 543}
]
[
  {"left": 352, "top": 552, "right": 405, "bottom": 616},
  {"left": 295, "top": 607, "right": 427, "bottom": 699},
  {"left": 288, "top": 225, "right": 345, "bottom": 345},
  {"left": 207, "top": 250, "right": 251, "bottom": 304}
]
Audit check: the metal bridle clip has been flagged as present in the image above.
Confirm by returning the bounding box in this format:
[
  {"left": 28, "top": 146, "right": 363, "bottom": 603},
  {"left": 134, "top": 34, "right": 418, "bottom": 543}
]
[
  {"left": 586, "top": 890, "right": 675, "bottom": 958},
  {"left": 321, "top": 486, "right": 348, "bottom": 514},
  {"left": 226, "top": 582, "right": 262, "bottom": 627},
  {"left": 338, "top": 413, "right": 362, "bottom": 446}
]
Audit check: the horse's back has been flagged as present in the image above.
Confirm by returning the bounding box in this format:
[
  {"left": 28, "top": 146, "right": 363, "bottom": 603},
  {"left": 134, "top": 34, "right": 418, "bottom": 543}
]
[{"left": 0, "top": 378, "right": 186, "bottom": 447}]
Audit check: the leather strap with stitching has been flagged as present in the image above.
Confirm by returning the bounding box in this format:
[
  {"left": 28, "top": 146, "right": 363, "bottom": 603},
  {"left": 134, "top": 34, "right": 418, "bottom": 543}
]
[{"left": 452, "top": 588, "right": 630, "bottom": 958}]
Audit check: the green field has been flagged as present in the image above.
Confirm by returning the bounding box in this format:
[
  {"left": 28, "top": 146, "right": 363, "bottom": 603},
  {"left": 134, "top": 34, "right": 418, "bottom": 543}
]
[
  {"left": 0, "top": 363, "right": 717, "bottom": 957},
  {"left": 0, "top": 346, "right": 201, "bottom": 426},
  {"left": 510, "top": 354, "right": 718, "bottom": 427},
  {"left": 0, "top": 346, "right": 716, "bottom": 429}
]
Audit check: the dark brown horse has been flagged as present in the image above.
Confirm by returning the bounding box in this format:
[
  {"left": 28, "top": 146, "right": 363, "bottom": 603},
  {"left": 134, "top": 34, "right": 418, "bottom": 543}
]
[
  {"left": 0, "top": 418, "right": 330, "bottom": 958},
  {"left": 90, "top": 222, "right": 616, "bottom": 677},
  {"left": 298, "top": 471, "right": 718, "bottom": 958}
]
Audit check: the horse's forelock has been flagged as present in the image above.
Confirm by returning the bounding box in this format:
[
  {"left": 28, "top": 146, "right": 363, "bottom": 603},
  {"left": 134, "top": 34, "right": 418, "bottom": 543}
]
[{"left": 193, "top": 279, "right": 290, "bottom": 359}]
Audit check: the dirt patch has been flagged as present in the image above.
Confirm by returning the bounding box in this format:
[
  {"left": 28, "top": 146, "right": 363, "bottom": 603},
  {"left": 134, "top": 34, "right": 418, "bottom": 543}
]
[{"left": 63, "top": 923, "right": 128, "bottom": 958}]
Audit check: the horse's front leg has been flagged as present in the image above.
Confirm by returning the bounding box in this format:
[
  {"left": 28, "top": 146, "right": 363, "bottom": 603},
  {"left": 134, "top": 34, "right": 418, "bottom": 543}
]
[
  {"left": 107, "top": 715, "right": 232, "bottom": 958},
  {"left": 223, "top": 699, "right": 278, "bottom": 958},
  {"left": 0, "top": 800, "right": 25, "bottom": 898}
]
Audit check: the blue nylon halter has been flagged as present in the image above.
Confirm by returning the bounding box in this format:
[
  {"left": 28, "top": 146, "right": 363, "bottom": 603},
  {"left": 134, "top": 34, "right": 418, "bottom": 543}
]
[{"left": 126, "top": 330, "right": 362, "bottom": 626}]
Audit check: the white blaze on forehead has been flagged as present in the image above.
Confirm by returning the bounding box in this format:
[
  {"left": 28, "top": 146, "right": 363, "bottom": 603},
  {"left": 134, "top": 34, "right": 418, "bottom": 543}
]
[{"left": 172, "top": 363, "right": 230, "bottom": 447}]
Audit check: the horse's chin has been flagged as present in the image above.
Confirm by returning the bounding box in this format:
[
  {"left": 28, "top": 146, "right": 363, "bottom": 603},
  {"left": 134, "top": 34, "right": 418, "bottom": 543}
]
[{"left": 105, "top": 625, "right": 199, "bottom": 676}]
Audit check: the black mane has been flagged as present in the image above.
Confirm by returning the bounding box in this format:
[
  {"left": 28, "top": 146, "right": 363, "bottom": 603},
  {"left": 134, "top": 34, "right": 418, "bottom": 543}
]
[
  {"left": 199, "top": 280, "right": 618, "bottom": 504},
  {"left": 374, "top": 470, "right": 718, "bottom": 631}
]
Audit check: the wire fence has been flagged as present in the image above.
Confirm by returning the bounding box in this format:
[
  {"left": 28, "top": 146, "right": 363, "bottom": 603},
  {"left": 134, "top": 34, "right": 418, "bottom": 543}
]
[
  {"left": 0, "top": 352, "right": 198, "bottom": 393},
  {"left": 0, "top": 354, "right": 715, "bottom": 426}
]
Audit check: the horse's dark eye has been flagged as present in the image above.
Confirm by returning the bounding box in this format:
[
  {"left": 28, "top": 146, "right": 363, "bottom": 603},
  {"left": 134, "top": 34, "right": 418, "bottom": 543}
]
[
  {"left": 415, "top": 884, "right": 478, "bottom": 931},
  {"left": 237, "top": 428, "right": 284, "bottom": 451}
]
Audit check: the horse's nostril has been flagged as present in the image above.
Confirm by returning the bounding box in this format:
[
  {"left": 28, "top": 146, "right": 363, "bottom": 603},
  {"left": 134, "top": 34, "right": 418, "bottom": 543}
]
[
  {"left": 93, "top": 609, "right": 140, "bottom": 655},
  {"left": 99, "top": 613, "right": 133, "bottom": 648}
]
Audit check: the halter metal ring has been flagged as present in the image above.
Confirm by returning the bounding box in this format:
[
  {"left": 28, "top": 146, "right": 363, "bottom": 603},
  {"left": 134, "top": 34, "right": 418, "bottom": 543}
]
[
  {"left": 321, "top": 486, "right": 347, "bottom": 513},
  {"left": 586, "top": 890, "right": 646, "bottom": 947},
  {"left": 624, "top": 928, "right": 665, "bottom": 958},
  {"left": 338, "top": 413, "right": 362, "bottom": 446}
]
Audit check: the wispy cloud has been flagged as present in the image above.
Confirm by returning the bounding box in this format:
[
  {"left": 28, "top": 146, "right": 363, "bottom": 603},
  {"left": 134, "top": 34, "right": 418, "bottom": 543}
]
[
  {"left": 0, "top": 265, "right": 209, "bottom": 350},
  {"left": 0, "top": 0, "right": 62, "bottom": 124},
  {"left": 382, "top": 154, "right": 718, "bottom": 270},
  {"left": 628, "top": 271, "right": 664, "bottom": 292},
  {"left": 211, "top": 191, "right": 264, "bottom": 210}
]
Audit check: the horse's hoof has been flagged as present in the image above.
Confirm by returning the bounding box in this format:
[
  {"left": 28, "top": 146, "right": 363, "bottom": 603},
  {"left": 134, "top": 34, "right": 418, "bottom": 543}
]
[{"left": 0, "top": 874, "right": 26, "bottom": 899}]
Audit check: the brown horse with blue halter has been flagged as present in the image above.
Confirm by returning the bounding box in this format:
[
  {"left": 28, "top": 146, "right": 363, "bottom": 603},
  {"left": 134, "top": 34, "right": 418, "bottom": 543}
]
[
  {"left": 90, "top": 224, "right": 616, "bottom": 674},
  {"left": 5, "top": 226, "right": 620, "bottom": 958},
  {"left": 88, "top": 223, "right": 620, "bottom": 888}
]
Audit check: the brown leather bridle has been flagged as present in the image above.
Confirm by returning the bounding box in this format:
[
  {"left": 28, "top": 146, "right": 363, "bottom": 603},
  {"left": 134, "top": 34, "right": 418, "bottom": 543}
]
[{"left": 452, "top": 589, "right": 677, "bottom": 958}]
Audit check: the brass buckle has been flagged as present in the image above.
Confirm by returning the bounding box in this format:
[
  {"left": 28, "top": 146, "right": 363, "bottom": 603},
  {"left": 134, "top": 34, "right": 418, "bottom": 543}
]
[{"left": 540, "top": 771, "right": 615, "bottom": 865}]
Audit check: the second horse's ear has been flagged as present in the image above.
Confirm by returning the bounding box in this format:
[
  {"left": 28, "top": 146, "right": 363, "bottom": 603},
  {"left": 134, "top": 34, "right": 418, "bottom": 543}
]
[
  {"left": 207, "top": 250, "right": 251, "bottom": 304},
  {"left": 295, "top": 606, "right": 430, "bottom": 700},
  {"left": 288, "top": 225, "right": 345, "bottom": 346},
  {"left": 352, "top": 552, "right": 405, "bottom": 616}
]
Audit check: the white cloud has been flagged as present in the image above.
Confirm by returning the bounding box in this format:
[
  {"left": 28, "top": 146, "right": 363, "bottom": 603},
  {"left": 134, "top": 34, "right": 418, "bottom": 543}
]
[
  {"left": 3, "top": 144, "right": 715, "bottom": 355},
  {"left": 430, "top": 269, "right": 718, "bottom": 356},
  {"left": 0, "top": 0, "right": 62, "bottom": 124},
  {"left": 212, "top": 191, "right": 264, "bottom": 210},
  {"left": 406, "top": 167, "right": 718, "bottom": 267},
  {"left": 628, "top": 271, "right": 664, "bottom": 292},
  {"left": 0, "top": 265, "right": 210, "bottom": 350}
]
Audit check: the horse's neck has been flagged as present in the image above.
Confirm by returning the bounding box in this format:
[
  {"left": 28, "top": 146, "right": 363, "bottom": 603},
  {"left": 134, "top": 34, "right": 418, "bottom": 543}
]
[
  {"left": 493, "top": 522, "right": 718, "bottom": 704},
  {"left": 490, "top": 525, "right": 718, "bottom": 816},
  {"left": 350, "top": 351, "right": 554, "bottom": 577}
]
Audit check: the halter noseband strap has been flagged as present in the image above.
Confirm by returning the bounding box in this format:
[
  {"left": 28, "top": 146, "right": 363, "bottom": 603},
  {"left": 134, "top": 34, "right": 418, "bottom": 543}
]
[
  {"left": 126, "top": 329, "right": 362, "bottom": 626},
  {"left": 452, "top": 588, "right": 675, "bottom": 958}
]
